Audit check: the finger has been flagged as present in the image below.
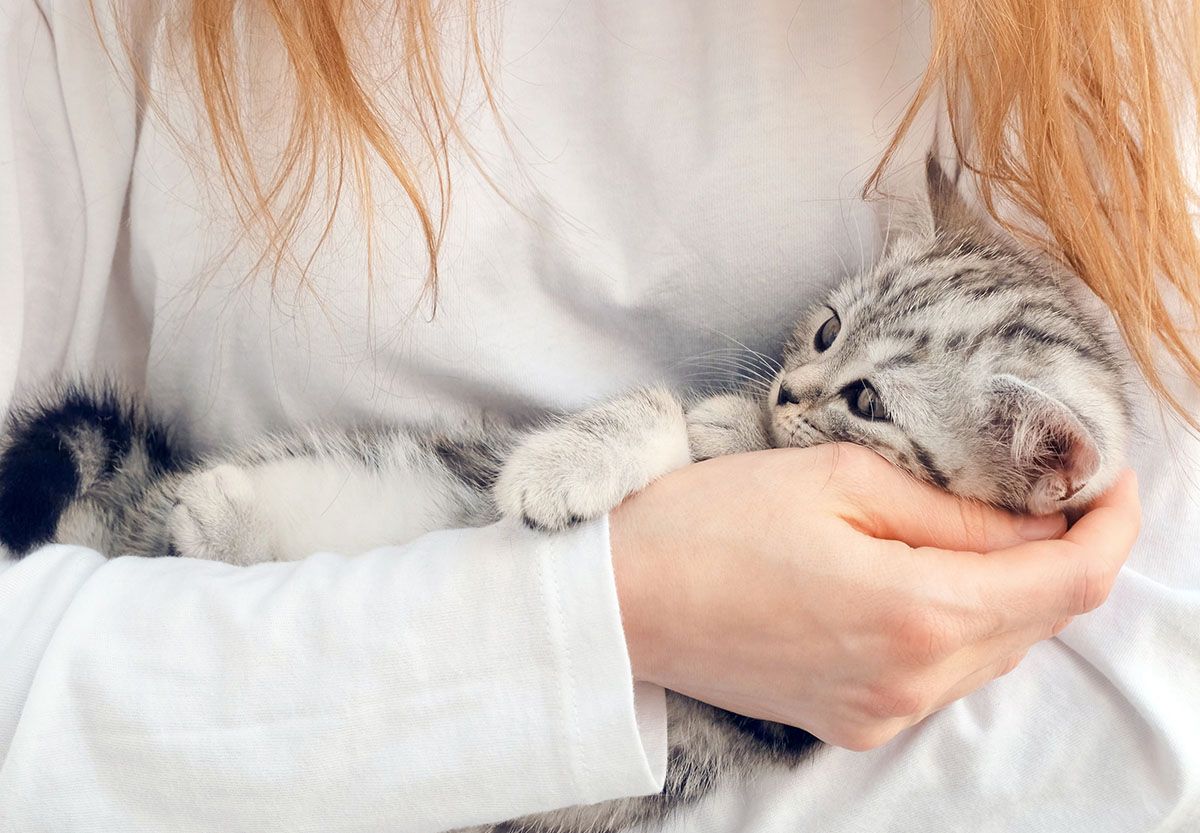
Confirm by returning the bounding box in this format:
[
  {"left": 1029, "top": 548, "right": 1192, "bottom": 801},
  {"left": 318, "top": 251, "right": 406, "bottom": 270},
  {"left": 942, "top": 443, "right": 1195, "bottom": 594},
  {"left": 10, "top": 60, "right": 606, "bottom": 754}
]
[
  {"left": 970, "top": 470, "right": 1141, "bottom": 628},
  {"left": 930, "top": 648, "right": 1030, "bottom": 714},
  {"left": 824, "top": 444, "right": 1067, "bottom": 553},
  {"left": 935, "top": 610, "right": 1068, "bottom": 689},
  {"left": 850, "top": 648, "right": 1031, "bottom": 744}
]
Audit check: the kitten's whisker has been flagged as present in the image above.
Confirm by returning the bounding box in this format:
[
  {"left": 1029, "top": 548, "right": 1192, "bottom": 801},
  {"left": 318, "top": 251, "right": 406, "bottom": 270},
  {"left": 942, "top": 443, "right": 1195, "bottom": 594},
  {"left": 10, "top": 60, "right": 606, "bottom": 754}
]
[
  {"left": 671, "top": 352, "right": 767, "bottom": 376},
  {"left": 672, "top": 355, "right": 780, "bottom": 385},
  {"left": 705, "top": 333, "right": 784, "bottom": 376},
  {"left": 675, "top": 347, "right": 780, "bottom": 371},
  {"left": 675, "top": 371, "right": 773, "bottom": 391},
  {"left": 677, "top": 371, "right": 776, "bottom": 392},
  {"left": 830, "top": 237, "right": 853, "bottom": 282}
]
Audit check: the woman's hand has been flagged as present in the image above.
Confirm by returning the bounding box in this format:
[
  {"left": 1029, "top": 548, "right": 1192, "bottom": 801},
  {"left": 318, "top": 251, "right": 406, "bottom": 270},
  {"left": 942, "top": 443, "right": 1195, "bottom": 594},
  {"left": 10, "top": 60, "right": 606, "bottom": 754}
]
[{"left": 609, "top": 443, "right": 1141, "bottom": 751}]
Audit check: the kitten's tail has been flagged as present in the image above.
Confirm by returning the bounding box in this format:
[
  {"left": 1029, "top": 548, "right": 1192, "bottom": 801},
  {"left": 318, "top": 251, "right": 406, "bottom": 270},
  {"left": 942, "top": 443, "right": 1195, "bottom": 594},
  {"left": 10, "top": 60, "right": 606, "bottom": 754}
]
[{"left": 0, "top": 381, "right": 182, "bottom": 557}]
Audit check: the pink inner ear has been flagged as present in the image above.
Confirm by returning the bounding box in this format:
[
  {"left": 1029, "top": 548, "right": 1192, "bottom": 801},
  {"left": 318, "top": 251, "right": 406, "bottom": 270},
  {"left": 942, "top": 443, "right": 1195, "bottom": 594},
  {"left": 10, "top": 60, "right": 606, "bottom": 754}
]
[
  {"left": 991, "top": 375, "right": 1102, "bottom": 510},
  {"left": 1026, "top": 425, "right": 1099, "bottom": 514},
  {"left": 1029, "top": 472, "right": 1072, "bottom": 516},
  {"left": 1040, "top": 419, "right": 1100, "bottom": 496}
]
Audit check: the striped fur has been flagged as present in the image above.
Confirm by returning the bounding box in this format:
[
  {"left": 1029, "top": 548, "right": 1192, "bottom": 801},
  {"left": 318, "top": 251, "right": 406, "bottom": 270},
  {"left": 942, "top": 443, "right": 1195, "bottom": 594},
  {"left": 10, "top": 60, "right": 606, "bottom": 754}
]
[{"left": 770, "top": 158, "right": 1129, "bottom": 517}]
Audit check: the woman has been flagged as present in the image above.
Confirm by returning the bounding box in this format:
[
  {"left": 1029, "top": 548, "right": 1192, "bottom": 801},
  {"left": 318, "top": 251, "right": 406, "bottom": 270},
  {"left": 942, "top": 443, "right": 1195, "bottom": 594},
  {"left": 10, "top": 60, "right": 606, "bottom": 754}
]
[{"left": 0, "top": 1, "right": 1190, "bottom": 831}]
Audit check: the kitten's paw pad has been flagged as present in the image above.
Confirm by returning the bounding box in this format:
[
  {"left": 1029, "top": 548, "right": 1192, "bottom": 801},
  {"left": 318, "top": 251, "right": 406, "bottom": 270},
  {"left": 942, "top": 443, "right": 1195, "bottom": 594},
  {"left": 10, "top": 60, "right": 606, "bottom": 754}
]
[
  {"left": 687, "top": 394, "right": 769, "bottom": 459},
  {"left": 170, "top": 465, "right": 272, "bottom": 565}
]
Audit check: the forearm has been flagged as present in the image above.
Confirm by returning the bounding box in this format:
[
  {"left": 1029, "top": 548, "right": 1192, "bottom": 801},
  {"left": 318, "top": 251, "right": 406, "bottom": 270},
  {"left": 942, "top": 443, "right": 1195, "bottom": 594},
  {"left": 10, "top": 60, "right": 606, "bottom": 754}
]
[{"left": 0, "top": 521, "right": 666, "bottom": 832}]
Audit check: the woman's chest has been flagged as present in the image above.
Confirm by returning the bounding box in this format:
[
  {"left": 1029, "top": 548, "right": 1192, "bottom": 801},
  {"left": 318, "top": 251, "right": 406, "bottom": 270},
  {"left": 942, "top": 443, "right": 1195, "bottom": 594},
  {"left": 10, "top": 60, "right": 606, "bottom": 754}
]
[{"left": 128, "top": 0, "right": 930, "bottom": 448}]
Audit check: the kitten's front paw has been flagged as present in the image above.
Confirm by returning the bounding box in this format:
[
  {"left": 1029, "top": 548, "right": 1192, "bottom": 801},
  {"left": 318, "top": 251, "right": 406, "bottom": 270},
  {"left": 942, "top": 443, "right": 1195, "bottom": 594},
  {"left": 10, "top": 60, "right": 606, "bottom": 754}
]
[
  {"left": 687, "top": 394, "right": 770, "bottom": 460},
  {"left": 494, "top": 432, "right": 622, "bottom": 532},
  {"left": 494, "top": 389, "right": 691, "bottom": 532},
  {"left": 169, "top": 464, "right": 274, "bottom": 565}
]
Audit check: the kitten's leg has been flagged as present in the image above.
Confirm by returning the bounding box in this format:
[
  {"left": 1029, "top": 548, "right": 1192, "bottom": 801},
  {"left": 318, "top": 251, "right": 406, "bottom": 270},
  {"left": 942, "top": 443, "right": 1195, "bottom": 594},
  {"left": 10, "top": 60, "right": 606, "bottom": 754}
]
[
  {"left": 494, "top": 387, "right": 691, "bottom": 531},
  {"left": 686, "top": 393, "right": 772, "bottom": 460},
  {"left": 168, "top": 464, "right": 277, "bottom": 565}
]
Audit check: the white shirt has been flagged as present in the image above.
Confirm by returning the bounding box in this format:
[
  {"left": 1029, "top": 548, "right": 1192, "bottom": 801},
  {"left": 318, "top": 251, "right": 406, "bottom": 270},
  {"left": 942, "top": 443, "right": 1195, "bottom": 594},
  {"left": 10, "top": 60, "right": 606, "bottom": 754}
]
[{"left": 1, "top": 1, "right": 1198, "bottom": 831}]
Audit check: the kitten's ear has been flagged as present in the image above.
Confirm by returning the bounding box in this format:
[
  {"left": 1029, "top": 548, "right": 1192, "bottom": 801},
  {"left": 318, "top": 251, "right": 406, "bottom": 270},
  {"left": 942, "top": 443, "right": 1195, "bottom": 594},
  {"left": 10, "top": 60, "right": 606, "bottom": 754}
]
[
  {"left": 986, "top": 374, "right": 1101, "bottom": 514},
  {"left": 925, "top": 153, "right": 993, "bottom": 245}
]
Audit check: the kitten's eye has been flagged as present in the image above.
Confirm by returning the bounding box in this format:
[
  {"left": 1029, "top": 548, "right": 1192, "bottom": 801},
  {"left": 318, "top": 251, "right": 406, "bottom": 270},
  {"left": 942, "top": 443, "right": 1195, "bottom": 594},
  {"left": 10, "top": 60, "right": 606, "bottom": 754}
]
[
  {"left": 843, "top": 381, "right": 890, "bottom": 422},
  {"left": 814, "top": 311, "right": 841, "bottom": 352}
]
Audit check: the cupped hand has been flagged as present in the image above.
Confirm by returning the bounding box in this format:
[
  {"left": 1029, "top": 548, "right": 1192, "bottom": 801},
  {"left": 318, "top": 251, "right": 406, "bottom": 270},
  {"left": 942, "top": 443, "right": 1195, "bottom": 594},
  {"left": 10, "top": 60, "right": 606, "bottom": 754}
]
[{"left": 609, "top": 443, "right": 1140, "bottom": 751}]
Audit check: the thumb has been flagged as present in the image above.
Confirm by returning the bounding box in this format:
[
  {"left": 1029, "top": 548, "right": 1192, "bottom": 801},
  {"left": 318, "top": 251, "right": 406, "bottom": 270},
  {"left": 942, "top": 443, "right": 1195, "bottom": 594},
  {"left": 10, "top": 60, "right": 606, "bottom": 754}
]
[
  {"left": 975, "top": 469, "right": 1141, "bottom": 626},
  {"left": 827, "top": 445, "right": 1067, "bottom": 552}
]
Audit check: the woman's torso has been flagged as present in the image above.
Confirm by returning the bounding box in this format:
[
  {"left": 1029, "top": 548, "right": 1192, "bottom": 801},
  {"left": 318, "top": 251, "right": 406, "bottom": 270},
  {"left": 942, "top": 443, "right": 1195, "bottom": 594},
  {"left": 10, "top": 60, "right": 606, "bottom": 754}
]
[
  {"left": 19, "top": 2, "right": 1199, "bottom": 829},
  {"left": 127, "top": 0, "right": 934, "bottom": 446}
]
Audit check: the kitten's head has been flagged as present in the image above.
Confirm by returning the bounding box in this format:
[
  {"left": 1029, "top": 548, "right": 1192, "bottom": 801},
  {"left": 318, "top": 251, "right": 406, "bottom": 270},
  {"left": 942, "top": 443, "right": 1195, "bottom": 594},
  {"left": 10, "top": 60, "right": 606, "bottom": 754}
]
[{"left": 768, "top": 156, "right": 1130, "bottom": 516}]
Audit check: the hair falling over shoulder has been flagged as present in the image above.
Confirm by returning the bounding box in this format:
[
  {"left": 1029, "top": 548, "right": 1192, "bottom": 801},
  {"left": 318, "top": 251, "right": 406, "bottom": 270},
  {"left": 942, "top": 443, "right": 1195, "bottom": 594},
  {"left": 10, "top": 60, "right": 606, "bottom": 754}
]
[{"left": 98, "top": 0, "right": 1200, "bottom": 427}]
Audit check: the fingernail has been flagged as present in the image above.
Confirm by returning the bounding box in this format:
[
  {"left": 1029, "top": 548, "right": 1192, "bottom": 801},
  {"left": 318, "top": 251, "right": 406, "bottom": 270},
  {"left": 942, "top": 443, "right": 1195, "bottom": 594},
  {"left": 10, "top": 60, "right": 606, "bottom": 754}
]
[{"left": 1017, "top": 513, "right": 1068, "bottom": 541}]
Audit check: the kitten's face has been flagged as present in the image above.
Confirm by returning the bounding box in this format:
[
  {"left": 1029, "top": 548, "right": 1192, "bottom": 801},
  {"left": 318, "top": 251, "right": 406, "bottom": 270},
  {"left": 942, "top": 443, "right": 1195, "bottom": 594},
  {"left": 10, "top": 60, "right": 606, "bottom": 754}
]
[{"left": 766, "top": 162, "right": 1129, "bottom": 516}]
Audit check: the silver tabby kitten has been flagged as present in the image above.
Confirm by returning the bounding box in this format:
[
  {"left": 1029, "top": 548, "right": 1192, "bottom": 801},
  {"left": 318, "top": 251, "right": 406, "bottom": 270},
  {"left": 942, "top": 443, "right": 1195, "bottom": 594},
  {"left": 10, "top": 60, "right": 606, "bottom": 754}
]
[{"left": 0, "top": 158, "right": 1129, "bottom": 833}]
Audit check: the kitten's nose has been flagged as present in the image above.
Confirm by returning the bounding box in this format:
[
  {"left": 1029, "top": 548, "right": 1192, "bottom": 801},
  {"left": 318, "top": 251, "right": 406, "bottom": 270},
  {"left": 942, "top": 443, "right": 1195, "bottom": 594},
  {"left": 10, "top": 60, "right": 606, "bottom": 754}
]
[{"left": 776, "top": 383, "right": 802, "bottom": 407}]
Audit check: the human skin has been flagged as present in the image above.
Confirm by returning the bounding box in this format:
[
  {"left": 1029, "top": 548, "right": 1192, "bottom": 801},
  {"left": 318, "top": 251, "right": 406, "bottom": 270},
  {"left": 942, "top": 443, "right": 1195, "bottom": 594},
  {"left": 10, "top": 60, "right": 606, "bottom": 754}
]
[{"left": 609, "top": 443, "right": 1141, "bottom": 751}]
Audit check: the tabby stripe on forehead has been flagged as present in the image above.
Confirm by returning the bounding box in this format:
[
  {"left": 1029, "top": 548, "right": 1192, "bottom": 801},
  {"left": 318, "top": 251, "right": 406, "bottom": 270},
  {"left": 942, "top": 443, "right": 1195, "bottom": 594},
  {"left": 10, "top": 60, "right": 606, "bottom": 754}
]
[
  {"left": 872, "top": 267, "right": 984, "bottom": 316},
  {"left": 879, "top": 329, "right": 932, "bottom": 349},
  {"left": 865, "top": 264, "right": 1061, "bottom": 338},
  {"left": 858, "top": 275, "right": 988, "bottom": 336},
  {"left": 877, "top": 351, "right": 921, "bottom": 370},
  {"left": 874, "top": 330, "right": 933, "bottom": 370},
  {"left": 943, "top": 331, "right": 970, "bottom": 353},
  {"left": 1009, "top": 304, "right": 1120, "bottom": 369},
  {"left": 909, "top": 441, "right": 950, "bottom": 489},
  {"left": 873, "top": 270, "right": 943, "bottom": 311},
  {"left": 859, "top": 294, "right": 949, "bottom": 337},
  {"left": 994, "top": 320, "right": 1110, "bottom": 366}
]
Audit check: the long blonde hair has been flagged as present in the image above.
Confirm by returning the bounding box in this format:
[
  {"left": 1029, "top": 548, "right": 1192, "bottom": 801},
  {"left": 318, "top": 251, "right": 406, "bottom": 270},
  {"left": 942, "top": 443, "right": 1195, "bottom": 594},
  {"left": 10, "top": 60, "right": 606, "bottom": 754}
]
[{"left": 104, "top": 0, "right": 1200, "bottom": 424}]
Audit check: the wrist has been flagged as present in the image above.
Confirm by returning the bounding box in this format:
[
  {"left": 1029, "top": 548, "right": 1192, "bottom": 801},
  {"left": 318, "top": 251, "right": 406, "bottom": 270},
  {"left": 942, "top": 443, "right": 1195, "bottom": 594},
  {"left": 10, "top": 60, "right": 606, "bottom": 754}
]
[{"left": 609, "top": 500, "right": 662, "bottom": 685}]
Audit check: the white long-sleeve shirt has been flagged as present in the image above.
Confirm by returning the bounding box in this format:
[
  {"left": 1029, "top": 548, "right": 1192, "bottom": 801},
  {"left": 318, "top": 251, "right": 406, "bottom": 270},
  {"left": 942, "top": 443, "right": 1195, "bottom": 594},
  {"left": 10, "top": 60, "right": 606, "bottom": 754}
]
[{"left": 1, "top": 1, "right": 1198, "bottom": 831}]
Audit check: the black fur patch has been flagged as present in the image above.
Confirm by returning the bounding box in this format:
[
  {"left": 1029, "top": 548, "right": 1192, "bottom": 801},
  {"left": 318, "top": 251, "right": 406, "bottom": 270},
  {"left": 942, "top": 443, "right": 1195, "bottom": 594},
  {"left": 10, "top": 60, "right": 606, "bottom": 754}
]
[
  {"left": 0, "top": 424, "right": 81, "bottom": 554},
  {"left": 432, "top": 438, "right": 501, "bottom": 491},
  {"left": 0, "top": 383, "right": 177, "bottom": 556},
  {"left": 713, "top": 708, "right": 822, "bottom": 762},
  {"left": 662, "top": 755, "right": 715, "bottom": 802},
  {"left": 144, "top": 421, "right": 178, "bottom": 476}
]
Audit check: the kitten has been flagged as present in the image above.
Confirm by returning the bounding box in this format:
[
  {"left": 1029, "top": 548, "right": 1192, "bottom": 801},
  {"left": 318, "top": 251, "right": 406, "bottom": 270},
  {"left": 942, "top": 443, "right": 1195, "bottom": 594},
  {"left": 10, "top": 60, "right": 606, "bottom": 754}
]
[{"left": 0, "top": 157, "right": 1130, "bottom": 832}]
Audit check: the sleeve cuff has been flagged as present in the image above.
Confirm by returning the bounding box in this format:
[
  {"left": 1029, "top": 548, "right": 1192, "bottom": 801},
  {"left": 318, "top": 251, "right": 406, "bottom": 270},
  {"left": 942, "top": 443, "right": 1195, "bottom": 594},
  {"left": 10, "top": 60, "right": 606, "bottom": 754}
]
[{"left": 544, "top": 515, "right": 668, "bottom": 804}]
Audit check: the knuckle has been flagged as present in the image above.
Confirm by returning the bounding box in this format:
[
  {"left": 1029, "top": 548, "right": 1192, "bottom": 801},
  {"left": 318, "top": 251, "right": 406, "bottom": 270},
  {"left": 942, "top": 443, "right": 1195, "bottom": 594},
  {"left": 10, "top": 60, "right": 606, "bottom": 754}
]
[
  {"left": 997, "top": 652, "right": 1026, "bottom": 678},
  {"left": 863, "top": 678, "right": 928, "bottom": 721},
  {"left": 888, "top": 607, "right": 958, "bottom": 666},
  {"left": 835, "top": 723, "right": 899, "bottom": 752}
]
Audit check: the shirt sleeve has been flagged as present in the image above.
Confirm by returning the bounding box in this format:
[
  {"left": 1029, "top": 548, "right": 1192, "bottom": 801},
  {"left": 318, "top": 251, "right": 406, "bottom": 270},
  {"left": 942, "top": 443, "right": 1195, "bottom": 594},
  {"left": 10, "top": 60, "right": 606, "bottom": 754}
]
[
  {"left": 0, "top": 526, "right": 667, "bottom": 832},
  {"left": 0, "top": 5, "right": 667, "bottom": 831}
]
